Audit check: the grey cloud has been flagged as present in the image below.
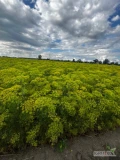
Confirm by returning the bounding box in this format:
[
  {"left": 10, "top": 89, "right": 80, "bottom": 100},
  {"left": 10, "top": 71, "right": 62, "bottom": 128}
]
[
  {"left": 10, "top": 45, "right": 36, "bottom": 51},
  {"left": 0, "top": 0, "right": 51, "bottom": 49},
  {"left": 42, "top": 0, "right": 119, "bottom": 39},
  {"left": 0, "top": 0, "right": 120, "bottom": 61}
]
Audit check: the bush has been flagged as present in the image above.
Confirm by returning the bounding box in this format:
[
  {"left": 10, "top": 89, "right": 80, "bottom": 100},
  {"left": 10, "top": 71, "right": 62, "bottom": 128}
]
[{"left": 0, "top": 57, "right": 120, "bottom": 153}]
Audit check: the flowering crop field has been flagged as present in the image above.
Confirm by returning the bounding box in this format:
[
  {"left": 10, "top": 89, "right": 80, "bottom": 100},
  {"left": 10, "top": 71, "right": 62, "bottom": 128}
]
[{"left": 0, "top": 57, "right": 120, "bottom": 152}]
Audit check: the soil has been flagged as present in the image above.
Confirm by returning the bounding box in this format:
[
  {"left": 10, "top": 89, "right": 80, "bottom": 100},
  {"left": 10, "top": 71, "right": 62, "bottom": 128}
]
[{"left": 0, "top": 128, "right": 120, "bottom": 160}]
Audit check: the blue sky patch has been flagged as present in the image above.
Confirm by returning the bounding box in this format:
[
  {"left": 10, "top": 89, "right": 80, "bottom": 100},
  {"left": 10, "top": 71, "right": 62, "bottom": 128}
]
[
  {"left": 23, "top": 0, "right": 36, "bottom": 8},
  {"left": 108, "top": 4, "right": 120, "bottom": 27},
  {"left": 112, "top": 49, "right": 120, "bottom": 53},
  {"left": 53, "top": 39, "right": 61, "bottom": 43}
]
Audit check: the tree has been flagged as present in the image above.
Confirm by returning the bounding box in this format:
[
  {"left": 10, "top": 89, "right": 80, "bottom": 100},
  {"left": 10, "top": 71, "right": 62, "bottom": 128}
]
[
  {"left": 93, "top": 59, "right": 99, "bottom": 63},
  {"left": 114, "top": 62, "right": 118, "bottom": 65},
  {"left": 77, "top": 59, "right": 82, "bottom": 63},
  {"left": 72, "top": 59, "right": 75, "bottom": 62},
  {"left": 110, "top": 62, "right": 115, "bottom": 65},
  {"left": 103, "top": 59, "right": 110, "bottom": 64},
  {"left": 99, "top": 61, "right": 102, "bottom": 64},
  {"left": 38, "top": 55, "right": 42, "bottom": 60}
]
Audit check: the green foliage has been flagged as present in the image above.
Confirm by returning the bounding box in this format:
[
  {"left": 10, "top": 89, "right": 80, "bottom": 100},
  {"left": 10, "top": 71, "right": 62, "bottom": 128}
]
[
  {"left": 55, "top": 139, "right": 67, "bottom": 152},
  {"left": 0, "top": 57, "right": 120, "bottom": 153},
  {"left": 46, "top": 117, "right": 63, "bottom": 144}
]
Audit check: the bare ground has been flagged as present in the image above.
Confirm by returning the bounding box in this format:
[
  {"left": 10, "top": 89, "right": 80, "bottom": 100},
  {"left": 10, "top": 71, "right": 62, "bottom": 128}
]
[{"left": 1, "top": 128, "right": 120, "bottom": 160}]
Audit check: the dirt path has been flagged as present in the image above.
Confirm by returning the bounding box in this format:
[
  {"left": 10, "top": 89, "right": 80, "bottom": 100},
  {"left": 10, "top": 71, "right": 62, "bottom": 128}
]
[{"left": 1, "top": 128, "right": 120, "bottom": 160}]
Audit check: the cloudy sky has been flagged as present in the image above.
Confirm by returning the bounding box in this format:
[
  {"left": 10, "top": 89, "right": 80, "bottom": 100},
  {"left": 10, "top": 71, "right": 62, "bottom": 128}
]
[{"left": 0, "top": 0, "right": 120, "bottom": 62}]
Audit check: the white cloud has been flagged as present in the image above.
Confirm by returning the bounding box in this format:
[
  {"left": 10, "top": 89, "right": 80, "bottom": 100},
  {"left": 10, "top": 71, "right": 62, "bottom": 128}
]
[
  {"left": 0, "top": 0, "right": 120, "bottom": 61},
  {"left": 112, "top": 15, "right": 120, "bottom": 21},
  {"left": 31, "top": 0, "right": 36, "bottom": 3}
]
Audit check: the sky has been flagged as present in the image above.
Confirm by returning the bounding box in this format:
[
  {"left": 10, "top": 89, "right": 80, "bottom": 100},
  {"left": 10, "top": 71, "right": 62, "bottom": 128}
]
[{"left": 0, "top": 0, "right": 120, "bottom": 62}]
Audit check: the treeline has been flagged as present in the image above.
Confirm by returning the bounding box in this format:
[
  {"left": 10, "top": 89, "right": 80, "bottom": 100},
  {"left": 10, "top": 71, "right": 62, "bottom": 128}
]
[
  {"left": 76, "top": 58, "right": 119, "bottom": 65},
  {"left": 38, "top": 55, "right": 119, "bottom": 65},
  {"left": 0, "top": 56, "right": 119, "bottom": 65}
]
